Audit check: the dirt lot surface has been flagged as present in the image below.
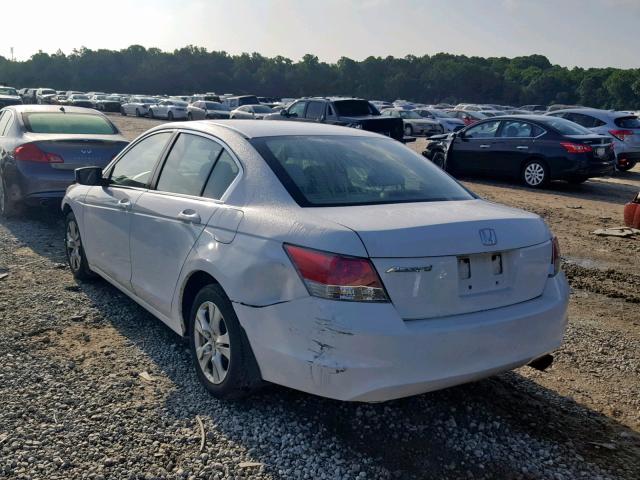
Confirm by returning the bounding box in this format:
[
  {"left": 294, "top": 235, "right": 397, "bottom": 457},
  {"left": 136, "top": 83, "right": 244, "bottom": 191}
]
[{"left": 0, "top": 115, "right": 638, "bottom": 479}]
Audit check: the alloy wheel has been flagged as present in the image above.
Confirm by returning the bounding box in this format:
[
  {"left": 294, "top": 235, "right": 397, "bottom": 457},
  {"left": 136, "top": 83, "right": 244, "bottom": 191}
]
[
  {"left": 524, "top": 162, "right": 546, "bottom": 186},
  {"left": 66, "top": 219, "right": 82, "bottom": 272},
  {"left": 194, "top": 301, "right": 231, "bottom": 384}
]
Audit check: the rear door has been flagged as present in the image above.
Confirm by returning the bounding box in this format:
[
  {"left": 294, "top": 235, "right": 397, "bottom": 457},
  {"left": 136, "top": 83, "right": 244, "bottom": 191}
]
[
  {"left": 489, "top": 120, "right": 543, "bottom": 176},
  {"left": 129, "top": 132, "right": 240, "bottom": 317},
  {"left": 83, "top": 131, "right": 173, "bottom": 288},
  {"left": 449, "top": 120, "right": 500, "bottom": 173}
]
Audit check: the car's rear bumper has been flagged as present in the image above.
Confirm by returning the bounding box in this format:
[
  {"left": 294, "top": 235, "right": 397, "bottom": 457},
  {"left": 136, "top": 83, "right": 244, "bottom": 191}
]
[{"left": 236, "top": 274, "right": 569, "bottom": 402}]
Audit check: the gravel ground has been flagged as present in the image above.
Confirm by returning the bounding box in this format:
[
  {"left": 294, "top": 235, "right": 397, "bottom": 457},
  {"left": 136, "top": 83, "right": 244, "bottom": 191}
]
[{"left": 0, "top": 115, "right": 638, "bottom": 479}]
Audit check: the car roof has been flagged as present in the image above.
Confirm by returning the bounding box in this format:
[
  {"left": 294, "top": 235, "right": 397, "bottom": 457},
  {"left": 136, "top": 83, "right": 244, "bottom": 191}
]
[
  {"left": 5, "top": 105, "right": 105, "bottom": 114},
  {"left": 146, "top": 119, "right": 382, "bottom": 139},
  {"left": 548, "top": 108, "right": 633, "bottom": 119}
]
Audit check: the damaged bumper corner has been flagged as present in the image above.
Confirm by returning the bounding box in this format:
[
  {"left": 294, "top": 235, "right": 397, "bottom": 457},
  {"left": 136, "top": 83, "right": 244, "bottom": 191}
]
[{"left": 234, "top": 275, "right": 569, "bottom": 402}]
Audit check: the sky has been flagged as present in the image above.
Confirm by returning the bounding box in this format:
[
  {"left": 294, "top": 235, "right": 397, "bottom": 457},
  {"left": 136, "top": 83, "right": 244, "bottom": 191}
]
[{"left": 2, "top": 0, "right": 639, "bottom": 68}]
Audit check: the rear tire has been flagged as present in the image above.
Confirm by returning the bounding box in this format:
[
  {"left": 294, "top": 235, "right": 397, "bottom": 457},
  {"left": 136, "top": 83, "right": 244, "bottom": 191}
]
[
  {"left": 0, "top": 177, "right": 23, "bottom": 217},
  {"left": 135, "top": 108, "right": 141, "bottom": 117},
  {"left": 64, "top": 211, "right": 94, "bottom": 280},
  {"left": 121, "top": 107, "right": 127, "bottom": 116},
  {"left": 618, "top": 159, "right": 637, "bottom": 172},
  {"left": 168, "top": 111, "right": 174, "bottom": 121},
  {"left": 522, "top": 159, "right": 549, "bottom": 188},
  {"left": 188, "top": 284, "right": 262, "bottom": 400},
  {"left": 148, "top": 109, "right": 154, "bottom": 119}
]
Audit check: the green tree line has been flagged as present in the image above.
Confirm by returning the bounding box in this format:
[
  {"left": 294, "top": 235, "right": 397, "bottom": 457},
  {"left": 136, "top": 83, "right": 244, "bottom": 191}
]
[{"left": 1, "top": 45, "right": 639, "bottom": 109}]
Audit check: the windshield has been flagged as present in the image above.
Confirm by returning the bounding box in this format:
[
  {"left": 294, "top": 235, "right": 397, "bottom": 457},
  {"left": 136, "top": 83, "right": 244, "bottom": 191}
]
[
  {"left": 23, "top": 113, "right": 118, "bottom": 135},
  {"left": 253, "top": 105, "right": 273, "bottom": 113},
  {"left": 0, "top": 87, "right": 18, "bottom": 96},
  {"left": 333, "top": 100, "right": 377, "bottom": 117},
  {"left": 238, "top": 96, "right": 260, "bottom": 106},
  {"left": 399, "top": 111, "right": 422, "bottom": 119},
  {"left": 173, "top": 101, "right": 188, "bottom": 107},
  {"left": 71, "top": 95, "right": 90, "bottom": 100},
  {"left": 542, "top": 117, "right": 592, "bottom": 135},
  {"left": 252, "top": 136, "right": 474, "bottom": 207},
  {"left": 41, "top": 89, "right": 56, "bottom": 95},
  {"left": 141, "top": 98, "right": 158, "bottom": 104}
]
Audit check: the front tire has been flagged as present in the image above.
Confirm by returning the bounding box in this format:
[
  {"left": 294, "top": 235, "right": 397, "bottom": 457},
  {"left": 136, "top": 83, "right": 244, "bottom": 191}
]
[
  {"left": 120, "top": 107, "right": 127, "bottom": 116},
  {"left": 135, "top": 108, "right": 141, "bottom": 117},
  {"left": 148, "top": 109, "right": 154, "bottom": 119},
  {"left": 188, "top": 284, "right": 261, "bottom": 399},
  {"left": 522, "top": 159, "right": 549, "bottom": 188},
  {"left": 404, "top": 124, "right": 413, "bottom": 136},
  {"left": 168, "top": 111, "right": 174, "bottom": 121},
  {"left": 432, "top": 151, "right": 447, "bottom": 170},
  {"left": 64, "top": 211, "right": 94, "bottom": 280}
]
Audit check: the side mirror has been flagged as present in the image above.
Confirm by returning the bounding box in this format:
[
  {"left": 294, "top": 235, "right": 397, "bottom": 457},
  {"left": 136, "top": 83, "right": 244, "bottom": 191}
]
[
  {"left": 75, "top": 166, "right": 106, "bottom": 186},
  {"left": 280, "top": 109, "right": 288, "bottom": 117}
]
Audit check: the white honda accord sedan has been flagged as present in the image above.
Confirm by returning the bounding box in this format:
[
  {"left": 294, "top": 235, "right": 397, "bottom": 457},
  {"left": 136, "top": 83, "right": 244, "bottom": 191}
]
[{"left": 62, "top": 120, "right": 569, "bottom": 402}]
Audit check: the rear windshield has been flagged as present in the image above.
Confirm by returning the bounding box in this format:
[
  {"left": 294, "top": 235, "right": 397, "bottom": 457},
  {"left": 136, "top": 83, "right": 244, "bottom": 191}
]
[
  {"left": 238, "top": 96, "right": 259, "bottom": 106},
  {"left": 205, "top": 102, "right": 228, "bottom": 110},
  {"left": 252, "top": 136, "right": 474, "bottom": 207},
  {"left": 540, "top": 117, "right": 592, "bottom": 135},
  {"left": 614, "top": 116, "right": 640, "bottom": 129},
  {"left": 0, "top": 87, "right": 18, "bottom": 96},
  {"left": 23, "top": 113, "right": 118, "bottom": 134},
  {"left": 253, "top": 105, "right": 273, "bottom": 113},
  {"left": 333, "top": 100, "right": 377, "bottom": 117}
]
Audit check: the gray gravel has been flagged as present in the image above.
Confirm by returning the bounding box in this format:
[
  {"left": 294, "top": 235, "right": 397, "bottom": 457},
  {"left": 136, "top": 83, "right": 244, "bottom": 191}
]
[{"left": 1, "top": 207, "right": 639, "bottom": 479}]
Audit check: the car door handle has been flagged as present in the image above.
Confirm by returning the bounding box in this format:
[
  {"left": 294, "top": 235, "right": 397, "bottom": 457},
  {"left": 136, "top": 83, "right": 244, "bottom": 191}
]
[
  {"left": 117, "top": 198, "right": 131, "bottom": 210},
  {"left": 516, "top": 146, "right": 529, "bottom": 150},
  {"left": 479, "top": 144, "right": 491, "bottom": 149},
  {"left": 177, "top": 209, "right": 201, "bottom": 224}
]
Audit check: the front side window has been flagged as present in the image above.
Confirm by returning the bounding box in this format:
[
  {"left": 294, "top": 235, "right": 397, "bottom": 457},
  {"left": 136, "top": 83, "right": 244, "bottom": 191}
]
[
  {"left": 22, "top": 113, "right": 118, "bottom": 134},
  {"left": 157, "top": 133, "right": 223, "bottom": 196},
  {"left": 110, "top": 132, "right": 172, "bottom": 188},
  {"left": 252, "top": 136, "right": 474, "bottom": 207},
  {"left": 464, "top": 120, "right": 500, "bottom": 138},
  {"left": 0, "top": 111, "right": 10, "bottom": 136},
  {"left": 287, "top": 101, "right": 307, "bottom": 118}
]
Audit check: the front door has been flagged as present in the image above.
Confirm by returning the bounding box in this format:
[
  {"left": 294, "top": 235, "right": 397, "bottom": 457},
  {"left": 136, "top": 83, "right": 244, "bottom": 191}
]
[
  {"left": 82, "top": 131, "right": 173, "bottom": 288},
  {"left": 449, "top": 120, "right": 501, "bottom": 173}
]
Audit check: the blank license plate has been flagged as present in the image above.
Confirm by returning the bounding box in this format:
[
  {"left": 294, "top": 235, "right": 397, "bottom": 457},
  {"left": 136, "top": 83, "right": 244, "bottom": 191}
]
[{"left": 596, "top": 147, "right": 605, "bottom": 156}]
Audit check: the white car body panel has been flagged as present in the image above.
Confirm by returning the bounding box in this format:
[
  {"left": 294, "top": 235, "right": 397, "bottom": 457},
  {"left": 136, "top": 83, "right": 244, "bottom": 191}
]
[{"left": 62, "top": 120, "right": 569, "bottom": 402}]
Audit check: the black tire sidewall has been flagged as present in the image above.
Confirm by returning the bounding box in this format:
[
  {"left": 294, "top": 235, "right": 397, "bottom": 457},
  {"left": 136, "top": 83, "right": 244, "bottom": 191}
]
[
  {"left": 404, "top": 124, "right": 413, "bottom": 136},
  {"left": 188, "top": 284, "right": 258, "bottom": 399},
  {"left": 64, "top": 211, "right": 93, "bottom": 280},
  {"left": 433, "top": 151, "right": 446, "bottom": 170}
]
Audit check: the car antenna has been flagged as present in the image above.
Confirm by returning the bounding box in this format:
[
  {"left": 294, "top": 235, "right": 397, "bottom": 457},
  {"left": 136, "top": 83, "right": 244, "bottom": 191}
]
[{"left": 59, "top": 106, "right": 65, "bottom": 113}]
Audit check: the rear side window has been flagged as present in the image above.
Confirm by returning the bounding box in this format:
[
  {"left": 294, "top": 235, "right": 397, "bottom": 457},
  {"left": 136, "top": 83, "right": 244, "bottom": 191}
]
[
  {"left": 540, "top": 117, "right": 592, "bottom": 135},
  {"left": 0, "top": 111, "right": 10, "bottom": 136},
  {"left": 465, "top": 120, "right": 500, "bottom": 138},
  {"left": 23, "top": 113, "right": 117, "bottom": 134},
  {"left": 614, "top": 116, "right": 640, "bottom": 129},
  {"left": 110, "top": 132, "right": 172, "bottom": 188},
  {"left": 499, "top": 121, "right": 542, "bottom": 138},
  {"left": 252, "top": 136, "right": 474, "bottom": 207},
  {"left": 305, "top": 101, "right": 325, "bottom": 121},
  {"left": 202, "top": 151, "right": 240, "bottom": 200},
  {"left": 333, "top": 100, "right": 377, "bottom": 116},
  {"left": 565, "top": 113, "right": 605, "bottom": 128},
  {"left": 157, "top": 133, "right": 223, "bottom": 196}
]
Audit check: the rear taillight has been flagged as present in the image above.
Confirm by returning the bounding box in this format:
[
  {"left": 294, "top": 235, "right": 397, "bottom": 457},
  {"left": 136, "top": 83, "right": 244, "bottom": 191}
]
[
  {"left": 14, "top": 143, "right": 63, "bottom": 163},
  {"left": 609, "top": 129, "right": 633, "bottom": 141},
  {"left": 560, "top": 142, "right": 592, "bottom": 154},
  {"left": 284, "top": 244, "right": 389, "bottom": 302},
  {"left": 550, "top": 236, "right": 561, "bottom": 277}
]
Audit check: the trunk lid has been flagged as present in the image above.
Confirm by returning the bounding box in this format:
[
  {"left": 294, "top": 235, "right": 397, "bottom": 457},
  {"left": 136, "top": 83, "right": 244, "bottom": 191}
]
[
  {"left": 313, "top": 200, "right": 552, "bottom": 319},
  {"left": 24, "top": 134, "right": 128, "bottom": 170}
]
